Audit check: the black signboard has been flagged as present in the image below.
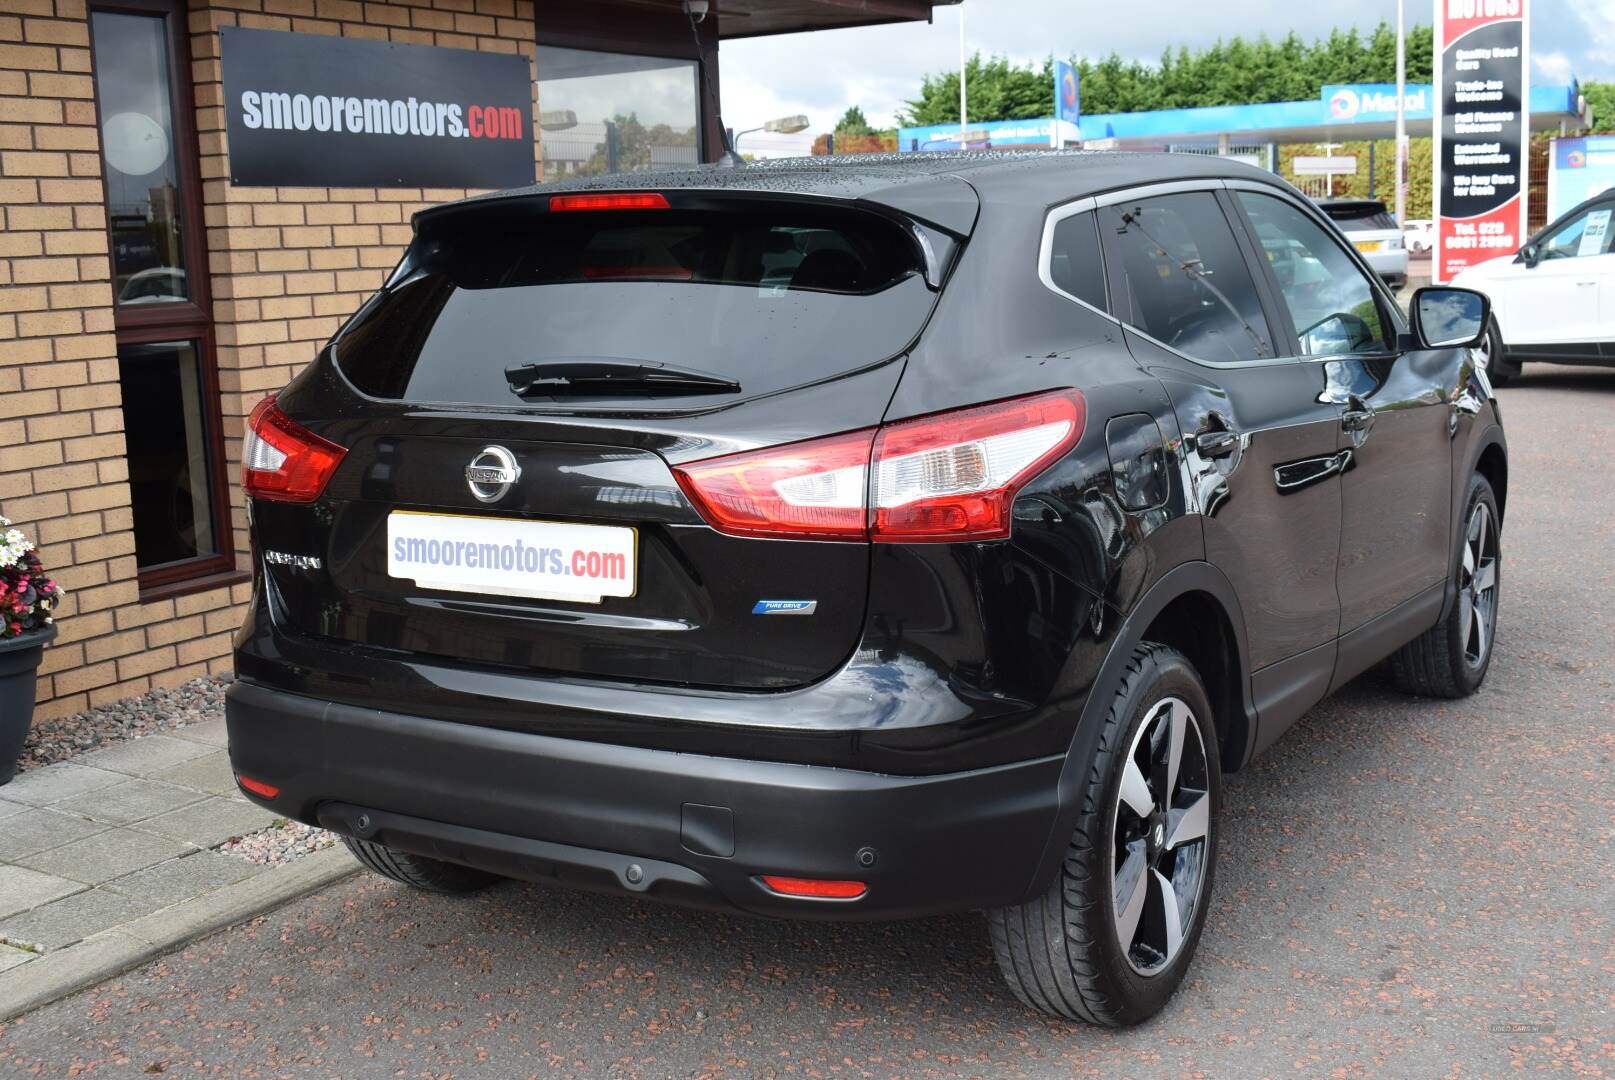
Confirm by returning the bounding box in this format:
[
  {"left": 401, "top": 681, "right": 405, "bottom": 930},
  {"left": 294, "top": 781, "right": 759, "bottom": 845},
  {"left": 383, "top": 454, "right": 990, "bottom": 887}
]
[
  {"left": 1432, "top": 0, "right": 1529, "bottom": 281},
  {"left": 221, "top": 27, "right": 534, "bottom": 189}
]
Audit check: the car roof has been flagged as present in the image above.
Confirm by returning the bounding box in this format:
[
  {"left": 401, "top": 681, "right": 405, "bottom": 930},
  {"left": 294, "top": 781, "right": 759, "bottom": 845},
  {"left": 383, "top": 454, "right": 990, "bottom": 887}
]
[
  {"left": 1315, "top": 197, "right": 1389, "bottom": 212},
  {"left": 423, "top": 149, "right": 1295, "bottom": 236}
]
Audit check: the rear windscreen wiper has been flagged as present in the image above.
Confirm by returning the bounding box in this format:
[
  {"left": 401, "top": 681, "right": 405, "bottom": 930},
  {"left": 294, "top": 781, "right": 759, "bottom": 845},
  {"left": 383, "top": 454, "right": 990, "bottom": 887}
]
[{"left": 504, "top": 358, "right": 741, "bottom": 398}]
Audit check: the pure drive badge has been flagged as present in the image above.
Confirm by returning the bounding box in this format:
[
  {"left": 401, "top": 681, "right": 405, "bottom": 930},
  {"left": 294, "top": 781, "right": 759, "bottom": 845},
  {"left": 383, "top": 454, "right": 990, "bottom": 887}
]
[{"left": 752, "top": 600, "right": 818, "bottom": 616}]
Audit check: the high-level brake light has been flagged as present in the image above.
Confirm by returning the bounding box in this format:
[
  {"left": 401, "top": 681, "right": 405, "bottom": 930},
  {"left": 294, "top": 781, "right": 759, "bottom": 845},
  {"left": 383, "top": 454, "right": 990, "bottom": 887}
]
[
  {"left": 672, "top": 390, "right": 1085, "bottom": 543},
  {"left": 549, "top": 192, "right": 670, "bottom": 212},
  {"left": 242, "top": 395, "right": 347, "bottom": 503}
]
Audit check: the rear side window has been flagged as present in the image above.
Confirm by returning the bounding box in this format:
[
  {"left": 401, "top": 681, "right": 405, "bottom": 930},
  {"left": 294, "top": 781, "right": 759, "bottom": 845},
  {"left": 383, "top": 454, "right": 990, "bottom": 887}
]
[
  {"left": 333, "top": 207, "right": 934, "bottom": 406},
  {"left": 1100, "top": 192, "right": 1275, "bottom": 364},
  {"left": 1045, "top": 210, "right": 1107, "bottom": 311}
]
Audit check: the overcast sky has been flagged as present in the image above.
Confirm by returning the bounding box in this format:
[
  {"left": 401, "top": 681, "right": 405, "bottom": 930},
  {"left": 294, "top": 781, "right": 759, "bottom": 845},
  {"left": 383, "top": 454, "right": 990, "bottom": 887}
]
[{"left": 719, "top": 0, "right": 1603, "bottom": 151}]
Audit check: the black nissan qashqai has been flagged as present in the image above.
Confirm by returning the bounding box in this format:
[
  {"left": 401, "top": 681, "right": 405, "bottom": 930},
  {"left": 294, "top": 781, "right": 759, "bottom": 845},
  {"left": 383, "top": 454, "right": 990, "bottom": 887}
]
[{"left": 228, "top": 152, "right": 1507, "bottom": 1025}]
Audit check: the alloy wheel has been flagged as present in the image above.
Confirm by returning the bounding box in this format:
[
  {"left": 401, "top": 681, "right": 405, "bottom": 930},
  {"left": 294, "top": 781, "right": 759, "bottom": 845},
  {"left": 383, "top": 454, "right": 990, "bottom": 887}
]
[
  {"left": 1459, "top": 500, "right": 1499, "bottom": 668},
  {"left": 1111, "top": 697, "right": 1211, "bottom": 976}
]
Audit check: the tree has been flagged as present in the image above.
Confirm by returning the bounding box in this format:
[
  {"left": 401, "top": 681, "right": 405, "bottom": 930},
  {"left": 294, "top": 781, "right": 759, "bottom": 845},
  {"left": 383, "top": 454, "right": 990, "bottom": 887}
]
[
  {"left": 898, "top": 53, "right": 1055, "bottom": 126},
  {"left": 835, "top": 106, "right": 876, "bottom": 136},
  {"left": 899, "top": 23, "right": 1438, "bottom": 125},
  {"left": 1583, "top": 82, "right": 1615, "bottom": 132}
]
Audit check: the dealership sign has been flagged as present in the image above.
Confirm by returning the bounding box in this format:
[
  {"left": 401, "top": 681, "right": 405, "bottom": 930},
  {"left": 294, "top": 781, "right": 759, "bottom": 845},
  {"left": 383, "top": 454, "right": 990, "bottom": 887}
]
[
  {"left": 221, "top": 27, "right": 533, "bottom": 189},
  {"left": 1547, "top": 134, "right": 1615, "bottom": 219},
  {"left": 1432, "top": 0, "right": 1530, "bottom": 282}
]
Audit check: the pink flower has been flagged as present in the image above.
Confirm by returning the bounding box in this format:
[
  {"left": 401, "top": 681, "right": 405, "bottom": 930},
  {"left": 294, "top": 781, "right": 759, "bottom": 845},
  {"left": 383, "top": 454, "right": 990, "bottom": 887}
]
[{"left": 8, "top": 622, "right": 20, "bottom": 634}]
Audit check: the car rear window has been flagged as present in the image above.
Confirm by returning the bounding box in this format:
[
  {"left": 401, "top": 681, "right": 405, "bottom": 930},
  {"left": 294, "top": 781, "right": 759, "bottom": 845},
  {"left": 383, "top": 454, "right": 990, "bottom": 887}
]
[
  {"left": 331, "top": 207, "right": 935, "bottom": 406},
  {"left": 1323, "top": 204, "right": 1399, "bottom": 232}
]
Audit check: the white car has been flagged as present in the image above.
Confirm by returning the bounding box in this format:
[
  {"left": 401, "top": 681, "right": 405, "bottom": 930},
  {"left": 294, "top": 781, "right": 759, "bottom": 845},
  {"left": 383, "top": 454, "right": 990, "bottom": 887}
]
[
  {"left": 1450, "top": 191, "right": 1615, "bottom": 383},
  {"left": 1403, "top": 219, "right": 1434, "bottom": 253}
]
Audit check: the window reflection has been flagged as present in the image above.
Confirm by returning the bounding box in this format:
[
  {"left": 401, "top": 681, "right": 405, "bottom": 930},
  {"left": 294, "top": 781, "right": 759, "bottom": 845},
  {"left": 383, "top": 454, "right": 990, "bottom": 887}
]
[
  {"left": 536, "top": 46, "right": 700, "bottom": 179},
  {"left": 91, "top": 11, "right": 189, "bottom": 305},
  {"left": 118, "top": 341, "right": 218, "bottom": 568}
]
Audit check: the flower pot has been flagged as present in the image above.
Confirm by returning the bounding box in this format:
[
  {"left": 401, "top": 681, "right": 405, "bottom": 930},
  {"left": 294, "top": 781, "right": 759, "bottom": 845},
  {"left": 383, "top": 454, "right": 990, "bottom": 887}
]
[{"left": 0, "top": 624, "right": 55, "bottom": 786}]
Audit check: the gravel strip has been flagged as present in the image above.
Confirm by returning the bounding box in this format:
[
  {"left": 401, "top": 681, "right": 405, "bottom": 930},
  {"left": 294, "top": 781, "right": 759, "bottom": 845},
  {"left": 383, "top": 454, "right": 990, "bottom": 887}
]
[
  {"left": 216, "top": 820, "right": 336, "bottom": 866},
  {"left": 18, "top": 676, "right": 230, "bottom": 773}
]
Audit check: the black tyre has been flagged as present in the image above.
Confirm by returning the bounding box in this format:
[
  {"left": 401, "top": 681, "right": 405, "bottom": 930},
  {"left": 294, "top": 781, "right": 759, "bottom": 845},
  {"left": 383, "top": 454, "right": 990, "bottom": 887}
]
[
  {"left": 341, "top": 836, "right": 499, "bottom": 894},
  {"left": 1479, "top": 317, "right": 1517, "bottom": 386},
  {"left": 1390, "top": 472, "right": 1500, "bottom": 698},
  {"left": 988, "top": 644, "right": 1220, "bottom": 1025}
]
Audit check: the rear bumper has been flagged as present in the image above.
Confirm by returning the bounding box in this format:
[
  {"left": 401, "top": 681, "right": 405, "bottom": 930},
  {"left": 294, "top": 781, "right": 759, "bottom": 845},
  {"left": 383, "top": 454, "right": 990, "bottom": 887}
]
[{"left": 225, "top": 680, "right": 1064, "bottom": 920}]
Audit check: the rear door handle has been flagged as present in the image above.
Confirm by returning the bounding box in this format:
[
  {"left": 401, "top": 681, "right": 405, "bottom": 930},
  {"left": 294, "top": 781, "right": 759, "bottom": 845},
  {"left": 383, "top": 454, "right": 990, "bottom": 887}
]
[
  {"left": 1194, "top": 429, "right": 1241, "bottom": 458},
  {"left": 1274, "top": 449, "right": 1353, "bottom": 492}
]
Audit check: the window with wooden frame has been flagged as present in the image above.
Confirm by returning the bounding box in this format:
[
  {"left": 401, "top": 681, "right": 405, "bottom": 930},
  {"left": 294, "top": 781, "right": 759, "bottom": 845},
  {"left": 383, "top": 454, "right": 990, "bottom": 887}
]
[{"left": 89, "top": 0, "right": 237, "bottom": 596}]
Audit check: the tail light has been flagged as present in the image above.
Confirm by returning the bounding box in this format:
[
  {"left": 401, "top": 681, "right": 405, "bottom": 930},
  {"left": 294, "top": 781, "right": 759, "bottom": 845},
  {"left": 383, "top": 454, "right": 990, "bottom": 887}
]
[
  {"left": 242, "top": 395, "right": 347, "bottom": 503},
  {"left": 673, "top": 389, "right": 1084, "bottom": 543},
  {"left": 672, "top": 429, "right": 874, "bottom": 540}
]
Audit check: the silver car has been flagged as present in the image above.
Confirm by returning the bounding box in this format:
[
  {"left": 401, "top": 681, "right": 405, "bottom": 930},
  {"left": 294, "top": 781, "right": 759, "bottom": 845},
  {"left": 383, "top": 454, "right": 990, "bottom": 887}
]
[{"left": 1317, "top": 198, "right": 1409, "bottom": 290}]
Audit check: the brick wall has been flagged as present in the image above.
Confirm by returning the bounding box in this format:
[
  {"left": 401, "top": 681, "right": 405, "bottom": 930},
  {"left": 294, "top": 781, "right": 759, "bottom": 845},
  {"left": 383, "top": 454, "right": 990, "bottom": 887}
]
[
  {"left": 0, "top": 0, "right": 539, "bottom": 720},
  {"left": 0, "top": 0, "right": 190, "bottom": 721}
]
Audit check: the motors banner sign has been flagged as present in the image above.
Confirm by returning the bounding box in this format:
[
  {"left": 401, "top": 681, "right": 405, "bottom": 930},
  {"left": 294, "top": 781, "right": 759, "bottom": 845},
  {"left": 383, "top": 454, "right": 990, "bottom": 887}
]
[
  {"left": 1432, "top": 0, "right": 1529, "bottom": 282},
  {"left": 221, "top": 27, "right": 533, "bottom": 189}
]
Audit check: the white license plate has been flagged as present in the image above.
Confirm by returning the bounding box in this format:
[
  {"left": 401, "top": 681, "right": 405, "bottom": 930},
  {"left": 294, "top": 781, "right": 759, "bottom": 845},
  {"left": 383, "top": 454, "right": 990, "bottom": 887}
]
[{"left": 387, "top": 511, "right": 636, "bottom": 603}]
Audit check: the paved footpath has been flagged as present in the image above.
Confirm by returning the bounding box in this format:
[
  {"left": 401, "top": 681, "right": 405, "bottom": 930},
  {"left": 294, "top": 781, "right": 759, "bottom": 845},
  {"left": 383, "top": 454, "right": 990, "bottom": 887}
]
[
  {"left": 0, "top": 365, "right": 1611, "bottom": 1077},
  {"left": 0, "top": 719, "right": 354, "bottom": 1017}
]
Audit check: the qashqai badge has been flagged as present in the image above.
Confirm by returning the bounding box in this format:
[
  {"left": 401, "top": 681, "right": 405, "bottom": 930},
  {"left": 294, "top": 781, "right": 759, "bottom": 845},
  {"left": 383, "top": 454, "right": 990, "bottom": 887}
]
[{"left": 465, "top": 445, "right": 521, "bottom": 503}]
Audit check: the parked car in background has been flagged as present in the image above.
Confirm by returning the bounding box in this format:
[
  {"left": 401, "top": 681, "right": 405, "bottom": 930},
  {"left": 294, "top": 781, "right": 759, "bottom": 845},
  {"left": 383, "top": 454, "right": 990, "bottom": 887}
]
[
  {"left": 227, "top": 152, "right": 1507, "bottom": 1026},
  {"left": 1404, "top": 218, "right": 1435, "bottom": 254},
  {"left": 1316, "top": 197, "right": 1409, "bottom": 289},
  {"left": 1450, "top": 189, "right": 1615, "bottom": 384}
]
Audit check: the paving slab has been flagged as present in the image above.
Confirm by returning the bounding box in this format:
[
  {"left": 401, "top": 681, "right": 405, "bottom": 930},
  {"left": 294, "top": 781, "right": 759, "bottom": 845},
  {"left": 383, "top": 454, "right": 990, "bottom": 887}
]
[
  {"left": 168, "top": 716, "right": 228, "bottom": 747},
  {"left": 0, "top": 808, "right": 108, "bottom": 862},
  {"left": 18, "top": 828, "right": 195, "bottom": 887},
  {"left": 50, "top": 777, "right": 210, "bottom": 826},
  {"left": 103, "top": 851, "right": 265, "bottom": 908},
  {"left": 0, "top": 867, "right": 84, "bottom": 921},
  {"left": 0, "top": 847, "right": 357, "bottom": 1023},
  {"left": 74, "top": 735, "right": 215, "bottom": 779},
  {"left": 133, "top": 797, "right": 279, "bottom": 848},
  {"left": 0, "top": 888, "right": 156, "bottom": 952},
  {"left": 0, "top": 798, "right": 27, "bottom": 820},
  {"left": 0, "top": 763, "right": 123, "bottom": 807},
  {"left": 0, "top": 945, "right": 33, "bottom": 974},
  {"left": 145, "top": 750, "right": 238, "bottom": 798}
]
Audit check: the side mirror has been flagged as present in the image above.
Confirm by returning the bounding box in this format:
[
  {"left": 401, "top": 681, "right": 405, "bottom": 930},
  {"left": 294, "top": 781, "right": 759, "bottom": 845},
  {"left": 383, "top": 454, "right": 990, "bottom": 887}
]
[
  {"left": 1410, "top": 286, "right": 1490, "bottom": 349},
  {"left": 1518, "top": 242, "right": 1541, "bottom": 268}
]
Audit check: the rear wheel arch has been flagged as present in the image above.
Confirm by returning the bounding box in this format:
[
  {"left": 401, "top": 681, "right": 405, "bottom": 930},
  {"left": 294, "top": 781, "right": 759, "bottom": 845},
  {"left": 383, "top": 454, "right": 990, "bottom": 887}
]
[
  {"left": 1475, "top": 439, "right": 1508, "bottom": 524},
  {"left": 1137, "top": 590, "right": 1248, "bottom": 776},
  {"left": 1023, "top": 562, "right": 1254, "bottom": 900}
]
